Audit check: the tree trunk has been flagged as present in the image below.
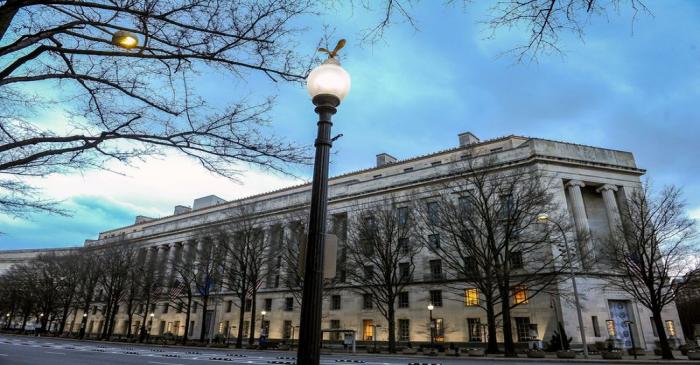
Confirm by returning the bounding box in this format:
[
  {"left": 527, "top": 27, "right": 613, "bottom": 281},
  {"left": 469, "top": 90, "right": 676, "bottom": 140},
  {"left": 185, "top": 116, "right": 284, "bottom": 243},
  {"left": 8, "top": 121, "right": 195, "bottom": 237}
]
[
  {"left": 485, "top": 297, "right": 500, "bottom": 353},
  {"left": 500, "top": 288, "right": 516, "bottom": 357},
  {"left": 235, "top": 294, "right": 246, "bottom": 348},
  {"left": 387, "top": 305, "right": 396, "bottom": 353},
  {"left": 182, "top": 295, "right": 192, "bottom": 345},
  {"left": 248, "top": 292, "right": 257, "bottom": 345},
  {"left": 199, "top": 296, "right": 209, "bottom": 342},
  {"left": 652, "top": 310, "right": 674, "bottom": 359},
  {"left": 59, "top": 303, "right": 71, "bottom": 334},
  {"left": 21, "top": 313, "right": 28, "bottom": 331}
]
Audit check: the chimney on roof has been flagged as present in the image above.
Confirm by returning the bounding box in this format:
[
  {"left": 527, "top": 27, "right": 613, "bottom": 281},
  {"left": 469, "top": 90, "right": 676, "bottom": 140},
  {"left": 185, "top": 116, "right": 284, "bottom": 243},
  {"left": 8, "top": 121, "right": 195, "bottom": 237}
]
[
  {"left": 135, "top": 215, "right": 154, "bottom": 224},
  {"left": 458, "top": 132, "right": 480, "bottom": 147},
  {"left": 376, "top": 153, "right": 397, "bottom": 167},
  {"left": 192, "top": 195, "right": 227, "bottom": 210},
  {"left": 174, "top": 205, "right": 191, "bottom": 215}
]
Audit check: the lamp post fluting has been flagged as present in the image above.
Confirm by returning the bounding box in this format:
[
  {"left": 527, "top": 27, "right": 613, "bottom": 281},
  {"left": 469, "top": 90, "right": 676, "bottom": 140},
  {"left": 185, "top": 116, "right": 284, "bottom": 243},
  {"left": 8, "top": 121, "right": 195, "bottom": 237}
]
[
  {"left": 537, "top": 213, "right": 589, "bottom": 358},
  {"left": 296, "top": 46, "right": 351, "bottom": 365}
]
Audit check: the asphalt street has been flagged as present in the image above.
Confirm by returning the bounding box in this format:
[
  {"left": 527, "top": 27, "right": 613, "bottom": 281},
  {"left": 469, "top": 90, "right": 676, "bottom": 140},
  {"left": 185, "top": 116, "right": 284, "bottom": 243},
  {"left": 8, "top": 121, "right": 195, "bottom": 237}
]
[{"left": 0, "top": 334, "right": 687, "bottom": 365}]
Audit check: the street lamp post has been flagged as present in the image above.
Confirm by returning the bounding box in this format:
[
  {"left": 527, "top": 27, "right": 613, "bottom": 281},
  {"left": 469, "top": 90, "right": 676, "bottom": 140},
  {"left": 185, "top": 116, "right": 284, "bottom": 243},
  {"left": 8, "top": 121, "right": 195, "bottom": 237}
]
[
  {"left": 427, "top": 304, "right": 435, "bottom": 353},
  {"left": 537, "top": 213, "right": 589, "bottom": 359},
  {"left": 296, "top": 41, "right": 351, "bottom": 365}
]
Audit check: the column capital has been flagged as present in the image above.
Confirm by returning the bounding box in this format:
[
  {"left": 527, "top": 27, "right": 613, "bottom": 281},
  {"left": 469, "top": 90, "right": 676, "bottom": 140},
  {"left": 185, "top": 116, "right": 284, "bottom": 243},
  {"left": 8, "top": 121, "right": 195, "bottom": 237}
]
[
  {"left": 566, "top": 180, "right": 586, "bottom": 189},
  {"left": 596, "top": 184, "right": 618, "bottom": 193}
]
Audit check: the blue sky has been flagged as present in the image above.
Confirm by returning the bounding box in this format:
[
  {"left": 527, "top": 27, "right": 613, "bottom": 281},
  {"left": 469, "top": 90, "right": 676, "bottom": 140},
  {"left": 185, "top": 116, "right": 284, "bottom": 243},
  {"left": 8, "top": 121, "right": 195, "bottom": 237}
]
[{"left": 1, "top": 1, "right": 699, "bottom": 250}]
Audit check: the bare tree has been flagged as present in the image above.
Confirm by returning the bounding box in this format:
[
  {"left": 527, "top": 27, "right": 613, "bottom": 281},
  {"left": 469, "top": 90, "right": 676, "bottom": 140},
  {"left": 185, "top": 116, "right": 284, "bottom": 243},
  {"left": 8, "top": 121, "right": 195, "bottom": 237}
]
[
  {"left": 417, "top": 159, "right": 566, "bottom": 356},
  {"left": 96, "top": 242, "right": 137, "bottom": 339},
  {"left": 0, "top": 0, "right": 314, "bottom": 217},
  {"left": 345, "top": 199, "right": 419, "bottom": 353},
  {"left": 603, "top": 183, "right": 698, "bottom": 359},
  {"left": 74, "top": 249, "right": 100, "bottom": 338},
  {"left": 362, "top": 0, "right": 650, "bottom": 61}
]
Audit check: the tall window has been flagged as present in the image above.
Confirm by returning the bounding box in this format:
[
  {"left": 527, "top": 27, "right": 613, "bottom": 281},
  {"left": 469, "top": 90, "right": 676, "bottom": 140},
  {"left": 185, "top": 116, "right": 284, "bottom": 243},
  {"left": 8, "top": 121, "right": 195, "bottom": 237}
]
[
  {"left": 363, "top": 294, "right": 373, "bottom": 309},
  {"left": 398, "top": 319, "right": 410, "bottom": 342},
  {"left": 398, "top": 292, "right": 409, "bottom": 308},
  {"left": 467, "top": 318, "right": 482, "bottom": 342},
  {"left": 283, "top": 320, "right": 292, "bottom": 339},
  {"left": 162, "top": 303, "right": 169, "bottom": 314},
  {"left": 193, "top": 302, "right": 198, "bottom": 313},
  {"left": 398, "top": 237, "right": 410, "bottom": 255},
  {"left": 458, "top": 196, "right": 473, "bottom": 215},
  {"left": 264, "top": 298, "right": 272, "bottom": 312},
  {"left": 189, "top": 320, "right": 195, "bottom": 336},
  {"left": 465, "top": 288, "right": 480, "bottom": 306},
  {"left": 435, "top": 318, "right": 445, "bottom": 341},
  {"left": 430, "top": 290, "right": 443, "bottom": 307},
  {"left": 397, "top": 207, "right": 409, "bottom": 225},
  {"left": 177, "top": 303, "right": 183, "bottom": 313},
  {"left": 499, "top": 194, "right": 514, "bottom": 219},
  {"left": 244, "top": 299, "right": 252, "bottom": 312},
  {"left": 513, "top": 287, "right": 528, "bottom": 304},
  {"left": 363, "top": 319, "right": 374, "bottom": 340},
  {"left": 429, "top": 259, "right": 443, "bottom": 280},
  {"left": 510, "top": 251, "right": 523, "bottom": 269},
  {"left": 514, "top": 317, "right": 531, "bottom": 342},
  {"left": 427, "top": 201, "right": 439, "bottom": 225},
  {"left": 285, "top": 297, "right": 294, "bottom": 311},
  {"left": 465, "top": 256, "right": 478, "bottom": 276},
  {"left": 331, "top": 295, "right": 341, "bottom": 310},
  {"left": 428, "top": 234, "right": 440, "bottom": 249},
  {"left": 243, "top": 321, "right": 249, "bottom": 338},
  {"left": 226, "top": 300, "right": 233, "bottom": 313},
  {"left": 592, "top": 316, "right": 601, "bottom": 337},
  {"left": 330, "top": 319, "right": 341, "bottom": 341},
  {"left": 650, "top": 317, "right": 658, "bottom": 337},
  {"left": 399, "top": 262, "right": 411, "bottom": 281}
]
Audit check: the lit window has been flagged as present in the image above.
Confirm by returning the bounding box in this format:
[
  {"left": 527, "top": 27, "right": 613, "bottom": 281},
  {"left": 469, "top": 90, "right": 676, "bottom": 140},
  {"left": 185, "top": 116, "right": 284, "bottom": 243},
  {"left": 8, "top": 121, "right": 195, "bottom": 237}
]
[
  {"left": 465, "top": 288, "right": 480, "bottom": 306},
  {"left": 666, "top": 320, "right": 676, "bottom": 337},
  {"left": 606, "top": 320, "right": 616, "bottom": 337},
  {"left": 363, "top": 319, "right": 374, "bottom": 340},
  {"left": 514, "top": 287, "right": 528, "bottom": 304}
]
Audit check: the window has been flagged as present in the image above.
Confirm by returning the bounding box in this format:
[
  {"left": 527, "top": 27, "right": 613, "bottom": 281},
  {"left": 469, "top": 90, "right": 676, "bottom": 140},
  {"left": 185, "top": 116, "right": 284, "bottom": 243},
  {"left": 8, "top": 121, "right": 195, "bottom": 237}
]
[
  {"left": 434, "top": 318, "right": 445, "bottom": 340},
  {"left": 159, "top": 321, "right": 166, "bottom": 335},
  {"left": 150, "top": 303, "right": 156, "bottom": 313},
  {"left": 174, "top": 321, "right": 181, "bottom": 335},
  {"left": 398, "top": 238, "right": 410, "bottom": 255},
  {"left": 650, "top": 317, "right": 658, "bottom": 337},
  {"left": 427, "top": 201, "right": 439, "bottom": 225},
  {"left": 467, "top": 318, "right": 482, "bottom": 342},
  {"left": 430, "top": 290, "right": 443, "bottom": 307},
  {"left": 428, "top": 234, "right": 440, "bottom": 249},
  {"left": 177, "top": 303, "right": 183, "bottom": 313},
  {"left": 666, "top": 320, "right": 676, "bottom": 337},
  {"left": 399, "top": 262, "right": 411, "bottom": 281},
  {"left": 243, "top": 321, "right": 249, "bottom": 338},
  {"left": 398, "top": 319, "right": 410, "bottom": 341},
  {"left": 264, "top": 298, "right": 272, "bottom": 312},
  {"left": 499, "top": 194, "right": 514, "bottom": 219},
  {"left": 193, "top": 302, "right": 198, "bottom": 313},
  {"left": 244, "top": 299, "right": 252, "bottom": 312},
  {"left": 364, "top": 265, "right": 374, "bottom": 280},
  {"left": 514, "top": 317, "right": 531, "bottom": 342},
  {"left": 92, "top": 306, "right": 97, "bottom": 315},
  {"left": 513, "top": 287, "right": 528, "bottom": 304},
  {"left": 398, "top": 292, "right": 409, "bottom": 308},
  {"left": 465, "top": 288, "right": 480, "bottom": 306},
  {"left": 397, "top": 207, "right": 409, "bottom": 226},
  {"left": 373, "top": 174, "right": 382, "bottom": 179},
  {"left": 283, "top": 320, "right": 292, "bottom": 339},
  {"left": 429, "top": 259, "right": 443, "bottom": 280},
  {"left": 592, "top": 316, "right": 601, "bottom": 337},
  {"left": 431, "top": 161, "right": 442, "bottom": 166},
  {"left": 510, "top": 251, "right": 523, "bottom": 269},
  {"left": 330, "top": 320, "right": 341, "bottom": 341},
  {"left": 226, "top": 300, "right": 233, "bottom": 313},
  {"left": 403, "top": 167, "right": 414, "bottom": 173},
  {"left": 458, "top": 196, "right": 473, "bottom": 214},
  {"left": 285, "top": 297, "right": 294, "bottom": 311},
  {"left": 162, "top": 303, "right": 169, "bottom": 314},
  {"left": 331, "top": 295, "right": 341, "bottom": 310},
  {"left": 465, "top": 256, "right": 478, "bottom": 276},
  {"left": 363, "top": 319, "right": 374, "bottom": 340},
  {"left": 363, "top": 294, "right": 373, "bottom": 309}
]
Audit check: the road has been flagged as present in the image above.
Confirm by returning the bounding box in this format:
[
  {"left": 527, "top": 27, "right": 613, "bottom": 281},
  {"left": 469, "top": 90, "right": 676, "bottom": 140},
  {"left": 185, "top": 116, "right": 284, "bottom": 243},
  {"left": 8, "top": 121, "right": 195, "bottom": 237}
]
[{"left": 0, "top": 334, "right": 684, "bottom": 364}]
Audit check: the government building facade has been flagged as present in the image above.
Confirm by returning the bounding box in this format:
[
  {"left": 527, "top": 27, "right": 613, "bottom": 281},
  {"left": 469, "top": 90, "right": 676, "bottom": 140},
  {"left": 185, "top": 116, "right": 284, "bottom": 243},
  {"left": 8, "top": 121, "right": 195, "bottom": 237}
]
[{"left": 0, "top": 132, "right": 685, "bottom": 350}]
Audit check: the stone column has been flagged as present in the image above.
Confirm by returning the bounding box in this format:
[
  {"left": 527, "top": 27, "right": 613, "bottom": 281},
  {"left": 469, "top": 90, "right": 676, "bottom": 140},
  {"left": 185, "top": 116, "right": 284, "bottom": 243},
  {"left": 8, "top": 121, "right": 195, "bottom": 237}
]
[
  {"left": 156, "top": 245, "right": 169, "bottom": 280},
  {"left": 163, "top": 243, "right": 178, "bottom": 286},
  {"left": 597, "top": 184, "right": 621, "bottom": 234},
  {"left": 566, "top": 180, "right": 594, "bottom": 266}
]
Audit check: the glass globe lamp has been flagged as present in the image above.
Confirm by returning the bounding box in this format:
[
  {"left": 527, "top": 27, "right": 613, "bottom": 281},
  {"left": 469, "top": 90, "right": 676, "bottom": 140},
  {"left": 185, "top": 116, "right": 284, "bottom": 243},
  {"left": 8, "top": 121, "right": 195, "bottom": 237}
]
[
  {"left": 112, "top": 30, "right": 139, "bottom": 49},
  {"left": 306, "top": 58, "right": 351, "bottom": 103}
]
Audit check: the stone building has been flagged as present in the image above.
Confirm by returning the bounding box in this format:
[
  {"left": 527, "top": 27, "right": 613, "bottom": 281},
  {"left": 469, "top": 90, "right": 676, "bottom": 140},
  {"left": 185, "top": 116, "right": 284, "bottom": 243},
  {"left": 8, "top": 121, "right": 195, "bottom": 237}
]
[{"left": 0, "top": 132, "right": 685, "bottom": 349}]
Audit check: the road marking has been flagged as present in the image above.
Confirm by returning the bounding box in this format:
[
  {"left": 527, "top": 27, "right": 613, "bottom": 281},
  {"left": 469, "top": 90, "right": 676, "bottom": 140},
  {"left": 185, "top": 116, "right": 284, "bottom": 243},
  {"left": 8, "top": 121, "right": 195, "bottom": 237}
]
[
  {"left": 45, "top": 351, "right": 65, "bottom": 355},
  {"left": 0, "top": 353, "right": 8, "bottom": 356},
  {"left": 148, "top": 362, "right": 184, "bottom": 365}
]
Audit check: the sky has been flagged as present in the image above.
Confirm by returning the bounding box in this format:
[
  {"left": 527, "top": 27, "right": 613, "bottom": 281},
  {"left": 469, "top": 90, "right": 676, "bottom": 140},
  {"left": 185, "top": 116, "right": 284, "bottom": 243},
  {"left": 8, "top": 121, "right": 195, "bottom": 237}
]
[{"left": 1, "top": 1, "right": 699, "bottom": 250}]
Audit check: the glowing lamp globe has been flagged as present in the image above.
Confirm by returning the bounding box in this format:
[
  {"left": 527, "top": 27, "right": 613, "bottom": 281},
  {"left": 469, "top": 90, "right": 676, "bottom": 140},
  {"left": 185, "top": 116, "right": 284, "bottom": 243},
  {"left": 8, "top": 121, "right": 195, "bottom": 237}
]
[
  {"left": 112, "top": 30, "right": 139, "bottom": 49},
  {"left": 427, "top": 304, "right": 434, "bottom": 311},
  {"left": 306, "top": 58, "right": 351, "bottom": 102}
]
